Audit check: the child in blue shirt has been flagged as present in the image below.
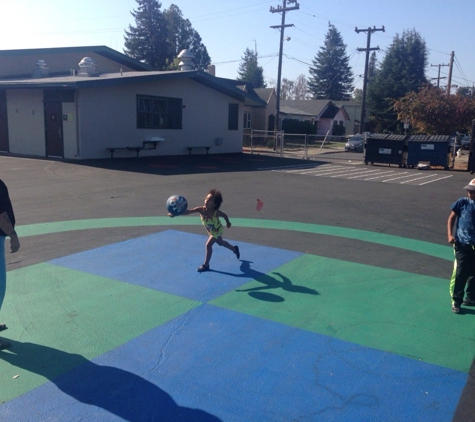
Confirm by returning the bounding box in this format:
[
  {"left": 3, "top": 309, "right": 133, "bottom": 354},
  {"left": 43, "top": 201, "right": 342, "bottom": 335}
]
[{"left": 447, "top": 178, "right": 475, "bottom": 313}]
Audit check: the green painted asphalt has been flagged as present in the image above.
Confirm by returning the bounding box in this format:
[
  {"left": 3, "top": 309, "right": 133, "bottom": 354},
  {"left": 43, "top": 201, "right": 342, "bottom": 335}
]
[
  {"left": 1, "top": 263, "right": 200, "bottom": 403},
  {"left": 7, "top": 215, "right": 473, "bottom": 374},
  {"left": 15, "top": 217, "right": 452, "bottom": 261},
  {"left": 211, "top": 254, "right": 475, "bottom": 373}
]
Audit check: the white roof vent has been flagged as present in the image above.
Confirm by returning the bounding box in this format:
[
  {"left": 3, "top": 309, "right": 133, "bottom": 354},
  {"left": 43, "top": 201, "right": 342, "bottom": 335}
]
[
  {"left": 78, "top": 57, "right": 99, "bottom": 77},
  {"left": 32, "top": 59, "right": 49, "bottom": 78},
  {"left": 177, "top": 49, "right": 195, "bottom": 71}
]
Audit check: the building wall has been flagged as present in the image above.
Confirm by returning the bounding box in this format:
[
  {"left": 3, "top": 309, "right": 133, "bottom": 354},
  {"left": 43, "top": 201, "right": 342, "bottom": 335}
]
[
  {"left": 76, "top": 78, "right": 244, "bottom": 159},
  {"left": 6, "top": 89, "right": 45, "bottom": 156},
  {"left": 248, "top": 107, "right": 267, "bottom": 131},
  {"left": 243, "top": 90, "right": 277, "bottom": 133},
  {"left": 342, "top": 104, "right": 360, "bottom": 135},
  {"left": 317, "top": 119, "right": 333, "bottom": 136},
  {"left": 265, "top": 91, "right": 277, "bottom": 132}
]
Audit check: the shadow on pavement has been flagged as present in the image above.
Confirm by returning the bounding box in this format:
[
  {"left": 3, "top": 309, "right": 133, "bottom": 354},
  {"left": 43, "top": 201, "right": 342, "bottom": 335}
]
[
  {"left": 66, "top": 153, "right": 329, "bottom": 176},
  {"left": 1, "top": 340, "right": 222, "bottom": 422}
]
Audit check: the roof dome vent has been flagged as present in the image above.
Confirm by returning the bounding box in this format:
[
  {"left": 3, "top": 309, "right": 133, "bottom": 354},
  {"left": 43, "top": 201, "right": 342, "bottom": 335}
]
[
  {"left": 78, "top": 57, "right": 99, "bottom": 77},
  {"left": 32, "top": 59, "right": 49, "bottom": 78},
  {"left": 177, "top": 49, "right": 195, "bottom": 71}
]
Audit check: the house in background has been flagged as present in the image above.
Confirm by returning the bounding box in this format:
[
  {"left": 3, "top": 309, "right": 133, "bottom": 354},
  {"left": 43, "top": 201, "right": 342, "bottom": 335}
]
[
  {"left": 241, "top": 87, "right": 276, "bottom": 135},
  {"left": 333, "top": 100, "right": 363, "bottom": 135},
  {"left": 280, "top": 99, "right": 350, "bottom": 136},
  {"left": 0, "top": 46, "right": 265, "bottom": 160}
]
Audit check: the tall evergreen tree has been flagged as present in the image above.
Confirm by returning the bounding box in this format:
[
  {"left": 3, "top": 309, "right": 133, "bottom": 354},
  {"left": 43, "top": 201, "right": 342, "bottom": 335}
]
[
  {"left": 237, "top": 48, "right": 266, "bottom": 88},
  {"left": 124, "top": 1, "right": 210, "bottom": 71},
  {"left": 123, "top": 0, "right": 169, "bottom": 69},
  {"left": 368, "top": 51, "right": 377, "bottom": 80},
  {"left": 367, "top": 29, "right": 428, "bottom": 132},
  {"left": 163, "top": 5, "right": 211, "bottom": 70},
  {"left": 308, "top": 23, "right": 354, "bottom": 100}
]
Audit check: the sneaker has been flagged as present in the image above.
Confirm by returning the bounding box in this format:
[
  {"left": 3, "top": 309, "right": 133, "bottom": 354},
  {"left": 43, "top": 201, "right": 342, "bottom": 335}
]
[
  {"left": 234, "top": 246, "right": 240, "bottom": 260},
  {"left": 452, "top": 304, "right": 461, "bottom": 314},
  {"left": 197, "top": 264, "right": 209, "bottom": 273},
  {"left": 463, "top": 299, "right": 475, "bottom": 306},
  {"left": 0, "top": 338, "right": 11, "bottom": 350}
]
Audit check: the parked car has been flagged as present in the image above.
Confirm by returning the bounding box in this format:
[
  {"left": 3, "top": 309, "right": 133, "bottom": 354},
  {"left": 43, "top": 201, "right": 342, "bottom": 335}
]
[
  {"left": 449, "top": 136, "right": 462, "bottom": 152},
  {"left": 460, "top": 135, "right": 471, "bottom": 150},
  {"left": 345, "top": 134, "right": 365, "bottom": 152}
]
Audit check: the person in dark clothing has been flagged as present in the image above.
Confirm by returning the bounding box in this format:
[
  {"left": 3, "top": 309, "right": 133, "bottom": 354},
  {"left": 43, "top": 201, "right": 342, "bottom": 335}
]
[{"left": 0, "top": 179, "right": 20, "bottom": 349}]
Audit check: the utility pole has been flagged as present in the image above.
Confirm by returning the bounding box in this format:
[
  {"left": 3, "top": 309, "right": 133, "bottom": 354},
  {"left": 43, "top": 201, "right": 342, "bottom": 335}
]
[
  {"left": 446, "top": 51, "right": 455, "bottom": 95},
  {"left": 430, "top": 63, "right": 448, "bottom": 88},
  {"left": 270, "top": 0, "right": 299, "bottom": 131},
  {"left": 355, "top": 26, "right": 385, "bottom": 134}
]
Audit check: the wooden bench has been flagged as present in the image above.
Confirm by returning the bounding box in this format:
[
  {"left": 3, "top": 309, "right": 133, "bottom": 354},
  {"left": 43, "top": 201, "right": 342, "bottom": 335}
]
[
  {"left": 107, "top": 146, "right": 141, "bottom": 158},
  {"left": 107, "top": 137, "right": 164, "bottom": 158},
  {"left": 186, "top": 146, "right": 212, "bottom": 155}
]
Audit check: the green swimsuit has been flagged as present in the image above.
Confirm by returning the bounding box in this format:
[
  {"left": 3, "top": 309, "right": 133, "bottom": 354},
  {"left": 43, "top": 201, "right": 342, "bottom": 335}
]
[{"left": 200, "top": 211, "right": 223, "bottom": 238}]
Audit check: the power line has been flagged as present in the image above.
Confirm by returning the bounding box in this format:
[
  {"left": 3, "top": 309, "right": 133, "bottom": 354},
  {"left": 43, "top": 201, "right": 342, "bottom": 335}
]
[
  {"left": 355, "top": 26, "right": 385, "bottom": 134},
  {"left": 430, "top": 63, "right": 449, "bottom": 88},
  {"left": 270, "top": 0, "right": 300, "bottom": 131}
]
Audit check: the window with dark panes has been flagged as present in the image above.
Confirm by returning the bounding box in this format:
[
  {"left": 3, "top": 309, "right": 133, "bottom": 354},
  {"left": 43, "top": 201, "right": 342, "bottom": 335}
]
[
  {"left": 228, "top": 103, "right": 239, "bottom": 130},
  {"left": 137, "top": 95, "right": 182, "bottom": 129},
  {"left": 243, "top": 112, "right": 251, "bottom": 129}
]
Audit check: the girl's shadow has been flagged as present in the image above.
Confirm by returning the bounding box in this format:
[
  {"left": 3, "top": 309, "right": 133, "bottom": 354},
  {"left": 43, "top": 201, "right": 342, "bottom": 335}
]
[{"left": 210, "top": 260, "right": 319, "bottom": 302}]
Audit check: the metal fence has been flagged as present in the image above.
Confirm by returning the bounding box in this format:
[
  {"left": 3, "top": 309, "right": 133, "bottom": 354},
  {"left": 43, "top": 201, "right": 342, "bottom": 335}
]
[{"left": 243, "top": 129, "right": 346, "bottom": 159}]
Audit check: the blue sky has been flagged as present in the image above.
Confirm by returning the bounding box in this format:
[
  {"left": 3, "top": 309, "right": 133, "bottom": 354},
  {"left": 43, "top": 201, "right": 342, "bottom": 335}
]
[{"left": 1, "top": 0, "right": 473, "bottom": 92}]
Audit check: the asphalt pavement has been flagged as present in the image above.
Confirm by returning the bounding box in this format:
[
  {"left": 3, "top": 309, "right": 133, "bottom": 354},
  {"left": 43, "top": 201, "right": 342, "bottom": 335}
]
[{"left": 0, "top": 151, "right": 474, "bottom": 421}]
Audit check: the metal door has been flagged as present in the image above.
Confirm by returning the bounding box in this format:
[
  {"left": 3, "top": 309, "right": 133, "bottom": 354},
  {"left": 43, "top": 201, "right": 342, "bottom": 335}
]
[
  {"left": 44, "top": 101, "right": 64, "bottom": 157},
  {"left": 0, "top": 90, "right": 9, "bottom": 152}
]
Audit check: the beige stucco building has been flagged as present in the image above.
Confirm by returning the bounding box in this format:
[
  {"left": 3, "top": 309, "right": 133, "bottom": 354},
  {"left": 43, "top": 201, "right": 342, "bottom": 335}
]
[{"left": 0, "top": 46, "right": 265, "bottom": 160}]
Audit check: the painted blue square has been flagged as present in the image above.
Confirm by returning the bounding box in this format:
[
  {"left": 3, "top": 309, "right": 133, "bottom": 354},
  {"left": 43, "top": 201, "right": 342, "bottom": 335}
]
[
  {"left": 49, "top": 230, "right": 303, "bottom": 302},
  {"left": 1, "top": 305, "right": 465, "bottom": 421}
]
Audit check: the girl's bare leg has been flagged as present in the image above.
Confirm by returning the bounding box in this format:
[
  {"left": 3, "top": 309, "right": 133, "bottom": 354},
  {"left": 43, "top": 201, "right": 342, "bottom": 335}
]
[
  {"left": 216, "top": 237, "right": 239, "bottom": 258},
  {"left": 204, "top": 236, "right": 216, "bottom": 267}
]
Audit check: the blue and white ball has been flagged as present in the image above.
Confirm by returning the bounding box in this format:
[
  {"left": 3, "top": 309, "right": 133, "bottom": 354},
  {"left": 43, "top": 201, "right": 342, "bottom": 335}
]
[{"left": 166, "top": 195, "right": 188, "bottom": 216}]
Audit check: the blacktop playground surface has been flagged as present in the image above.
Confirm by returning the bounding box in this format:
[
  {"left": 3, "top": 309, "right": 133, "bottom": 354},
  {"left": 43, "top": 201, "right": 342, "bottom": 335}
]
[{"left": 1, "top": 149, "right": 475, "bottom": 421}]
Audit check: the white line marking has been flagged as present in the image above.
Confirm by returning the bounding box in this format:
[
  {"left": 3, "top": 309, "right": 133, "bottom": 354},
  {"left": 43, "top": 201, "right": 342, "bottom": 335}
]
[
  {"left": 261, "top": 163, "right": 454, "bottom": 186},
  {"left": 363, "top": 172, "right": 398, "bottom": 180},
  {"left": 346, "top": 170, "right": 390, "bottom": 179},
  {"left": 419, "top": 175, "right": 453, "bottom": 185},
  {"left": 400, "top": 174, "right": 442, "bottom": 184},
  {"left": 381, "top": 173, "right": 412, "bottom": 182}
]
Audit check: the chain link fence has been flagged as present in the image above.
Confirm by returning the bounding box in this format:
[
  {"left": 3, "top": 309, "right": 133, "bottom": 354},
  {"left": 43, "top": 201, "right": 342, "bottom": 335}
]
[{"left": 243, "top": 129, "right": 346, "bottom": 159}]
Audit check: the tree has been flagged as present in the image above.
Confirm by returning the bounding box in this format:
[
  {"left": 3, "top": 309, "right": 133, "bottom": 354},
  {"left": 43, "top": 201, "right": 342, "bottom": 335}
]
[
  {"left": 352, "top": 88, "right": 363, "bottom": 102},
  {"left": 456, "top": 86, "right": 474, "bottom": 99},
  {"left": 237, "top": 48, "right": 266, "bottom": 88},
  {"left": 163, "top": 5, "right": 211, "bottom": 70},
  {"left": 280, "top": 78, "right": 294, "bottom": 100},
  {"left": 294, "top": 74, "right": 309, "bottom": 100},
  {"left": 368, "top": 51, "right": 377, "bottom": 80},
  {"left": 367, "top": 29, "right": 428, "bottom": 132},
  {"left": 278, "top": 75, "right": 308, "bottom": 100},
  {"left": 308, "top": 23, "right": 354, "bottom": 100},
  {"left": 394, "top": 84, "right": 475, "bottom": 134},
  {"left": 124, "top": 0, "right": 169, "bottom": 69},
  {"left": 124, "top": 1, "right": 210, "bottom": 71}
]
